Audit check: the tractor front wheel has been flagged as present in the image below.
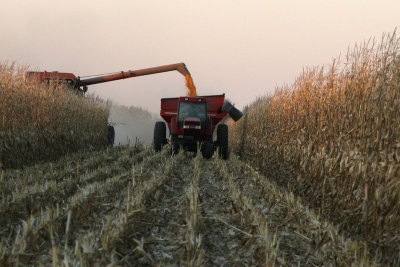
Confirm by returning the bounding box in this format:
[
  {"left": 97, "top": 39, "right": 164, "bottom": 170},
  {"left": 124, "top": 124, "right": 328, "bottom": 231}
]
[
  {"left": 201, "top": 141, "right": 214, "bottom": 159},
  {"left": 154, "top": 121, "right": 167, "bottom": 152},
  {"left": 171, "top": 135, "right": 180, "bottom": 155},
  {"left": 217, "top": 124, "right": 229, "bottom": 160}
]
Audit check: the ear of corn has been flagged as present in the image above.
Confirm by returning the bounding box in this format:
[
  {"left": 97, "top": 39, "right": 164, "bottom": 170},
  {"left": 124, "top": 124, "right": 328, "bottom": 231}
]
[
  {"left": 0, "top": 63, "right": 110, "bottom": 169},
  {"left": 229, "top": 30, "right": 400, "bottom": 263}
]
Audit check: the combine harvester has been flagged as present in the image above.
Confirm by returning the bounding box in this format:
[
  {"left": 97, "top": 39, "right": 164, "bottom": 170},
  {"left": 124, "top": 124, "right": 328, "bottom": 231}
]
[
  {"left": 27, "top": 63, "right": 195, "bottom": 147},
  {"left": 27, "top": 63, "right": 243, "bottom": 158}
]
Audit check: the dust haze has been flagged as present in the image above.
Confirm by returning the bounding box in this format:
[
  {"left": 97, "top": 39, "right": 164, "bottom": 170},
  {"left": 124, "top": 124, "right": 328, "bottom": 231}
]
[{"left": 108, "top": 104, "right": 157, "bottom": 146}]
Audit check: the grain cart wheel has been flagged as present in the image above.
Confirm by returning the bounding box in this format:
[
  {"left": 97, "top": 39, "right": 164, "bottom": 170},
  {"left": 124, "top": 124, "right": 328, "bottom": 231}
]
[
  {"left": 201, "top": 141, "right": 214, "bottom": 159},
  {"left": 217, "top": 124, "right": 229, "bottom": 160},
  {"left": 154, "top": 121, "right": 167, "bottom": 152},
  {"left": 107, "top": 124, "right": 115, "bottom": 147}
]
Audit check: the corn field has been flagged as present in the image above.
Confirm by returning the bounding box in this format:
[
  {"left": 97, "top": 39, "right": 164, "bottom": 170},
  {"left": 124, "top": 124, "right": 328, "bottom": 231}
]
[
  {"left": 1, "top": 30, "right": 399, "bottom": 265},
  {"left": 0, "top": 63, "right": 110, "bottom": 169},
  {"left": 230, "top": 30, "right": 400, "bottom": 264}
]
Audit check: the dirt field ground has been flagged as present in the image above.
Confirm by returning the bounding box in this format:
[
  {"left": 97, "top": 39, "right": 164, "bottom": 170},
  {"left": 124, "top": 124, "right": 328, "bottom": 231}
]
[{"left": 0, "top": 146, "right": 374, "bottom": 266}]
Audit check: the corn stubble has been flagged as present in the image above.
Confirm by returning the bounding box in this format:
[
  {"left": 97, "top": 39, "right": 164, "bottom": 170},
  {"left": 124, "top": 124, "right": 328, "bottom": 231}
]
[
  {"left": 1, "top": 142, "right": 375, "bottom": 266},
  {"left": 0, "top": 63, "right": 110, "bottom": 169},
  {"left": 230, "top": 30, "right": 400, "bottom": 264}
]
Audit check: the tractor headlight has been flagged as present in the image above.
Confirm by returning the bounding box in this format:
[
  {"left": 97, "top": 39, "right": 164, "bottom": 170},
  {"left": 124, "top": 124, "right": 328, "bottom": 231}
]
[{"left": 183, "top": 125, "right": 201, "bottom": 130}]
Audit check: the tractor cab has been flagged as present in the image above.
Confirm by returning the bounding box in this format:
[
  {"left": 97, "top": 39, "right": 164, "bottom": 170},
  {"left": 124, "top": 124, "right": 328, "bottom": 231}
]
[{"left": 177, "top": 100, "right": 207, "bottom": 130}]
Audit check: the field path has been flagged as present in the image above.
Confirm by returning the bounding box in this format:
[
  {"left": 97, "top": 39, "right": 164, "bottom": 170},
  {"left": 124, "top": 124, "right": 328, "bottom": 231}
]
[{"left": 0, "top": 147, "right": 371, "bottom": 266}]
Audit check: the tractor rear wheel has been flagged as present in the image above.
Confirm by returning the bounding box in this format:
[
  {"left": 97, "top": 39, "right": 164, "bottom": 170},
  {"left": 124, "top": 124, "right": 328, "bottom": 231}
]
[
  {"left": 154, "top": 121, "right": 167, "bottom": 152},
  {"left": 217, "top": 124, "right": 229, "bottom": 160},
  {"left": 201, "top": 141, "right": 214, "bottom": 159}
]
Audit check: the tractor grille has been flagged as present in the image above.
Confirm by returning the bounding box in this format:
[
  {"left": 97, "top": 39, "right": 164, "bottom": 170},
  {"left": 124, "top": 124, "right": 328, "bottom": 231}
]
[{"left": 184, "top": 129, "right": 200, "bottom": 140}]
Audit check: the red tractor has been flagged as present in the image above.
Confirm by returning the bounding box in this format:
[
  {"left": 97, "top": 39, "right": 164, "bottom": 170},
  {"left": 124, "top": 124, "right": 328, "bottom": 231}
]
[{"left": 154, "top": 94, "right": 242, "bottom": 159}]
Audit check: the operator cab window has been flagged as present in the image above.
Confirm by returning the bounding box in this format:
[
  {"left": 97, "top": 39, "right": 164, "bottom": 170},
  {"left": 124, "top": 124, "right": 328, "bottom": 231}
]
[{"left": 177, "top": 102, "right": 207, "bottom": 129}]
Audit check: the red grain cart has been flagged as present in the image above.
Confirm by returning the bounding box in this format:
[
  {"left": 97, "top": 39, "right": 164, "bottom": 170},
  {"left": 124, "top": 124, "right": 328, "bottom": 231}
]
[{"left": 154, "top": 94, "right": 242, "bottom": 159}]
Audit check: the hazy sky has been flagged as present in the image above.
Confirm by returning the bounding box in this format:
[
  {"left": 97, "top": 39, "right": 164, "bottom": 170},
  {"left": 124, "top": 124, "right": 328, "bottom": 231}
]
[{"left": 1, "top": 1, "right": 399, "bottom": 114}]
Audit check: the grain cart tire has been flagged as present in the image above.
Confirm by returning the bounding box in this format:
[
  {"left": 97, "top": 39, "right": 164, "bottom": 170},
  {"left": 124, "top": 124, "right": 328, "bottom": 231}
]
[
  {"left": 201, "top": 141, "right": 214, "bottom": 159},
  {"left": 154, "top": 121, "right": 167, "bottom": 152},
  {"left": 107, "top": 125, "right": 115, "bottom": 147},
  {"left": 217, "top": 124, "right": 229, "bottom": 160}
]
